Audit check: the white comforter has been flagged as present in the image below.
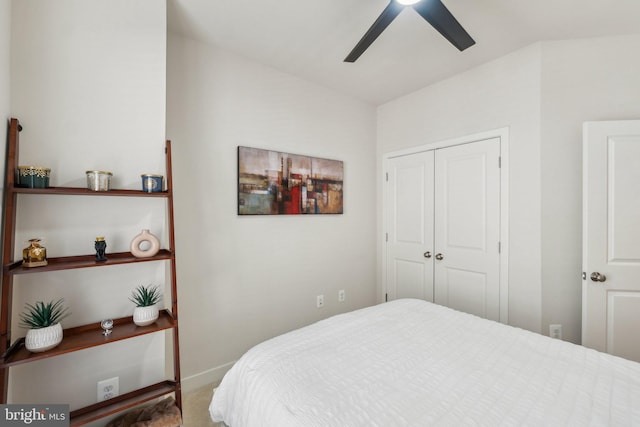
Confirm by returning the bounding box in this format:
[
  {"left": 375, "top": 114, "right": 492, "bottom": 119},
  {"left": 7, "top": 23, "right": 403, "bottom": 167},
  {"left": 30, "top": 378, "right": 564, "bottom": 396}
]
[{"left": 210, "top": 299, "right": 640, "bottom": 426}]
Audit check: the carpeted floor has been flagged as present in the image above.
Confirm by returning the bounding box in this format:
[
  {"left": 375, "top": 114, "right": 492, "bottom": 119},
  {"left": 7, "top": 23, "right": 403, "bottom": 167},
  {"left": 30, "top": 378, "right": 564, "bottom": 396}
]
[{"left": 182, "top": 384, "right": 224, "bottom": 427}]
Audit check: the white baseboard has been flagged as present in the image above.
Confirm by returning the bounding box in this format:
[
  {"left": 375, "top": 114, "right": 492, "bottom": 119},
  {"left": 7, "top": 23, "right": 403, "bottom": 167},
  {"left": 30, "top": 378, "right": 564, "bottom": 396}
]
[{"left": 181, "top": 360, "right": 236, "bottom": 393}]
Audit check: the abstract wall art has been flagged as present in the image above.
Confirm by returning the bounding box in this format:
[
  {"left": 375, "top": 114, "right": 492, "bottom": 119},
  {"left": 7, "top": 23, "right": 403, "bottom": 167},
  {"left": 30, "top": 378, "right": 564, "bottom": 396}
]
[{"left": 238, "top": 146, "right": 343, "bottom": 215}]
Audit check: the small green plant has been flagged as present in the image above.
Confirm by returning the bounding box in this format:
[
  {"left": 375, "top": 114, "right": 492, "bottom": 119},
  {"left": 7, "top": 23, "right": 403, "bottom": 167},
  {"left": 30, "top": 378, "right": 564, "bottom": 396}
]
[
  {"left": 19, "top": 299, "right": 70, "bottom": 329},
  {"left": 129, "top": 285, "right": 161, "bottom": 307}
]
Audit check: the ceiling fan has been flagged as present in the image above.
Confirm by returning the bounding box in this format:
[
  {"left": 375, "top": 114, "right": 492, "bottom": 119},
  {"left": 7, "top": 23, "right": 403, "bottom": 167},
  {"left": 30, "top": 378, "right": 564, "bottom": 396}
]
[{"left": 344, "top": 0, "right": 475, "bottom": 62}]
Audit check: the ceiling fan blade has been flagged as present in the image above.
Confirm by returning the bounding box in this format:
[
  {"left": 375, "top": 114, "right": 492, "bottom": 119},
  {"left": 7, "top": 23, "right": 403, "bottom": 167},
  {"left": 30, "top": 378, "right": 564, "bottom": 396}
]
[
  {"left": 412, "top": 0, "right": 475, "bottom": 51},
  {"left": 344, "top": 1, "right": 404, "bottom": 63}
]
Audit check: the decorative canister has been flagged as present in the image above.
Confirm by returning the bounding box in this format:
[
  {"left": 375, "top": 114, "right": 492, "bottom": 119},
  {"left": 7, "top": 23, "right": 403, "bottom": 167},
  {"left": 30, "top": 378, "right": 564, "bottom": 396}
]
[
  {"left": 130, "top": 229, "right": 160, "bottom": 258},
  {"left": 86, "top": 170, "right": 112, "bottom": 191},
  {"left": 17, "top": 166, "right": 50, "bottom": 188},
  {"left": 141, "top": 174, "right": 163, "bottom": 193},
  {"left": 23, "top": 238, "right": 48, "bottom": 267}
]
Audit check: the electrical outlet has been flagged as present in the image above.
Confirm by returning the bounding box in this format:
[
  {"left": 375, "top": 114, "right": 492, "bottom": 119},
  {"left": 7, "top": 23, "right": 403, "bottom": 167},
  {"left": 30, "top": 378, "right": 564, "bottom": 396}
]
[
  {"left": 97, "top": 377, "right": 119, "bottom": 402},
  {"left": 338, "top": 289, "right": 345, "bottom": 302},
  {"left": 316, "top": 295, "right": 324, "bottom": 308},
  {"left": 549, "top": 324, "right": 562, "bottom": 340}
]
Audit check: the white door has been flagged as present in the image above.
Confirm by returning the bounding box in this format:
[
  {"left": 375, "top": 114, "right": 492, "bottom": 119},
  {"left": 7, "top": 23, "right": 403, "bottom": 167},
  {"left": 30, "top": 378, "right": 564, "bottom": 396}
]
[
  {"left": 386, "top": 151, "right": 434, "bottom": 301},
  {"left": 433, "top": 139, "right": 501, "bottom": 320},
  {"left": 583, "top": 120, "right": 640, "bottom": 362},
  {"left": 385, "top": 138, "right": 502, "bottom": 321}
]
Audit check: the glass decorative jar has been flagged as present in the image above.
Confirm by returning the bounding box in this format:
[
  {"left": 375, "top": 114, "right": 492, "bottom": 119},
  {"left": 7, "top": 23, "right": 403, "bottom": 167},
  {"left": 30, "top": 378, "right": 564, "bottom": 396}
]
[{"left": 23, "top": 238, "right": 48, "bottom": 267}]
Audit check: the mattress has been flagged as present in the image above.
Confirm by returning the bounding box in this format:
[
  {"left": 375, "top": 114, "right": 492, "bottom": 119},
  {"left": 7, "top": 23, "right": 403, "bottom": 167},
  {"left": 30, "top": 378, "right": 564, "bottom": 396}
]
[{"left": 209, "top": 299, "right": 640, "bottom": 426}]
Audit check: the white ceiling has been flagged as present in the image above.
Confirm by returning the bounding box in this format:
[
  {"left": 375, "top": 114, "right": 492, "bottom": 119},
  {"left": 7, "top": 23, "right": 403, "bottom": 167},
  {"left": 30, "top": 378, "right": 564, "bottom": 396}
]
[{"left": 167, "top": 0, "right": 640, "bottom": 105}]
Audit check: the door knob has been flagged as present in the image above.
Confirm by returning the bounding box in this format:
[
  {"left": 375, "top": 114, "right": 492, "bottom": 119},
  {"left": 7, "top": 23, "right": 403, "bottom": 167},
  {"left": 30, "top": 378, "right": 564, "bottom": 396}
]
[
  {"left": 435, "top": 253, "right": 444, "bottom": 261},
  {"left": 423, "top": 251, "right": 432, "bottom": 258},
  {"left": 590, "top": 272, "right": 606, "bottom": 282}
]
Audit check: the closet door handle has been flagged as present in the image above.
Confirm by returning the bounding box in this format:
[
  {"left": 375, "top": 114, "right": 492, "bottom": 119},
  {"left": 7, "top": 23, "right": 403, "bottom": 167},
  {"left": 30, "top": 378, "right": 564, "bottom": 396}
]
[
  {"left": 435, "top": 253, "right": 444, "bottom": 261},
  {"left": 423, "top": 251, "right": 432, "bottom": 258}
]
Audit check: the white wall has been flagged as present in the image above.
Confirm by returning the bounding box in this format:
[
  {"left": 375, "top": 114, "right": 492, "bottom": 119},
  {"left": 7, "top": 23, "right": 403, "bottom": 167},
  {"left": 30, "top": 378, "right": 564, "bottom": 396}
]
[
  {"left": 378, "top": 35, "right": 640, "bottom": 343},
  {"left": 377, "top": 45, "right": 543, "bottom": 333},
  {"left": 8, "top": 0, "right": 167, "bottom": 415},
  {"left": 166, "top": 35, "right": 377, "bottom": 390},
  {"left": 539, "top": 34, "right": 640, "bottom": 343},
  {"left": 0, "top": 0, "right": 10, "bottom": 188}
]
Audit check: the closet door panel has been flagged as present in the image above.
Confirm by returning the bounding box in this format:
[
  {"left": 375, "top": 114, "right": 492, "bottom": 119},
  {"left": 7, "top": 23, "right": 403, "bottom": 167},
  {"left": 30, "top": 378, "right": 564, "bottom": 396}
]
[
  {"left": 434, "top": 139, "right": 501, "bottom": 320},
  {"left": 386, "top": 151, "right": 435, "bottom": 301}
]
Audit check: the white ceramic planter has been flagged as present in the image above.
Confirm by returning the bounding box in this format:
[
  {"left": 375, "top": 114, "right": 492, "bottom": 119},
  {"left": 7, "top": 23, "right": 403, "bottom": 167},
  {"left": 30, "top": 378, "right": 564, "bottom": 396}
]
[
  {"left": 133, "top": 305, "right": 159, "bottom": 326},
  {"left": 25, "top": 323, "right": 63, "bottom": 353}
]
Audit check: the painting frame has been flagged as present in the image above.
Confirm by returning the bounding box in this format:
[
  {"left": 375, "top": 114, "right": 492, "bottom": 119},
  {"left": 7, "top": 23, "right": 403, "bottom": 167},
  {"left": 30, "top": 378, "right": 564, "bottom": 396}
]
[{"left": 237, "top": 146, "right": 344, "bottom": 215}]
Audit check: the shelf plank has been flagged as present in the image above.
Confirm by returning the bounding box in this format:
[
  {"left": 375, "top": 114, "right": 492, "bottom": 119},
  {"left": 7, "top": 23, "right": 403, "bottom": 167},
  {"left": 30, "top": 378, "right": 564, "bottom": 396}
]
[
  {"left": 5, "top": 250, "right": 174, "bottom": 275},
  {"left": 70, "top": 380, "right": 178, "bottom": 426},
  {"left": 10, "top": 186, "right": 171, "bottom": 197},
  {"left": 0, "top": 310, "right": 176, "bottom": 367}
]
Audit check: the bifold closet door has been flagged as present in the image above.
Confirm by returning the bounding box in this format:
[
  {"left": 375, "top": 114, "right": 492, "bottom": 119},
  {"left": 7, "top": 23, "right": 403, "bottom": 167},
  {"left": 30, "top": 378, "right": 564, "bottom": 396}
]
[
  {"left": 433, "top": 139, "right": 501, "bottom": 321},
  {"left": 386, "top": 151, "right": 435, "bottom": 301}
]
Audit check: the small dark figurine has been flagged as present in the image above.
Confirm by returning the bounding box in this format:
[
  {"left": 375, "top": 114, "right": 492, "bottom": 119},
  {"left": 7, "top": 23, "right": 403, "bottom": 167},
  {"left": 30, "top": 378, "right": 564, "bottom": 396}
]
[{"left": 95, "top": 237, "right": 107, "bottom": 262}]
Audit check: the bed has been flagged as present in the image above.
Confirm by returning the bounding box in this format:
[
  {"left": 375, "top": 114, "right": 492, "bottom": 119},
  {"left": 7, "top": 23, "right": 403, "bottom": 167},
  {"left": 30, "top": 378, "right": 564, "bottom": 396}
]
[{"left": 209, "top": 299, "right": 640, "bottom": 426}]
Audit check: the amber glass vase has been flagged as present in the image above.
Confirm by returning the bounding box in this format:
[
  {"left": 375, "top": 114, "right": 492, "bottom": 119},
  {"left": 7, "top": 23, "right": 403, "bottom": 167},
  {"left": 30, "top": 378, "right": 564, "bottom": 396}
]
[{"left": 23, "top": 238, "right": 48, "bottom": 267}]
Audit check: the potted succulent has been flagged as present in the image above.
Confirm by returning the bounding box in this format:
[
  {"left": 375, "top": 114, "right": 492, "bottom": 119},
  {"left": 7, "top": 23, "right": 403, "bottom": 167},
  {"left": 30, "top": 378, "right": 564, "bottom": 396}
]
[
  {"left": 130, "top": 285, "right": 161, "bottom": 326},
  {"left": 19, "top": 299, "right": 70, "bottom": 353}
]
